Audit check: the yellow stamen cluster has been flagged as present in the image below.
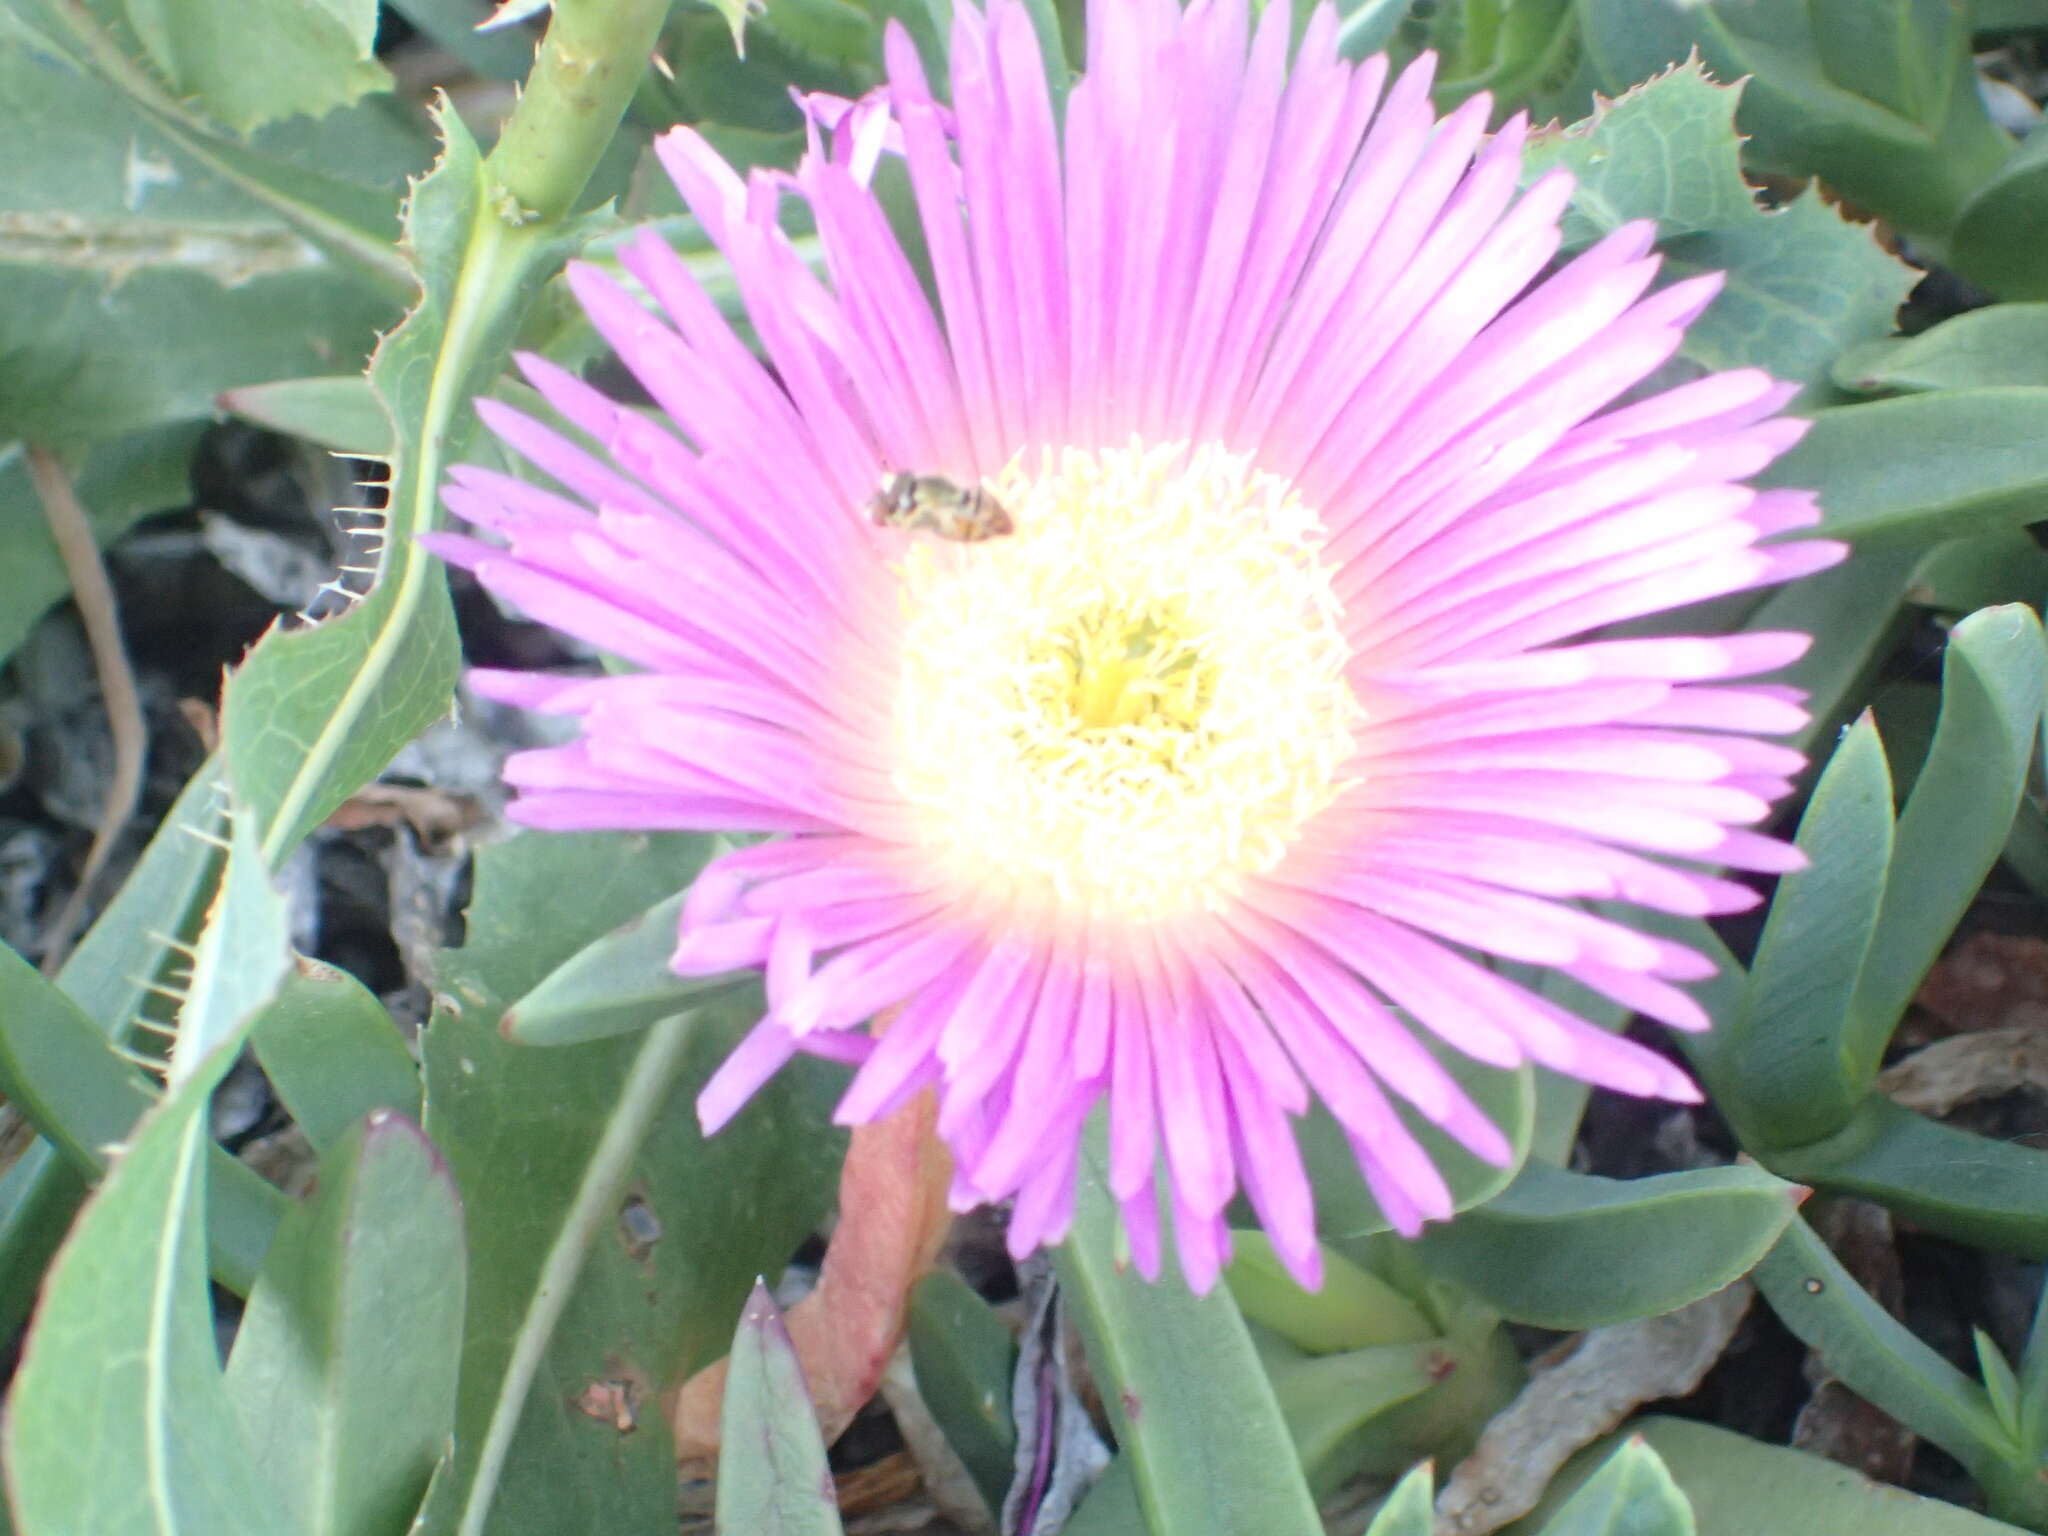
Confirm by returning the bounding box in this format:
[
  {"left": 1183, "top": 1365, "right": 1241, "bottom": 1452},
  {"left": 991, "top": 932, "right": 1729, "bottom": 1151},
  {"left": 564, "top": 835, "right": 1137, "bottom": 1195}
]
[{"left": 891, "top": 441, "right": 1361, "bottom": 921}]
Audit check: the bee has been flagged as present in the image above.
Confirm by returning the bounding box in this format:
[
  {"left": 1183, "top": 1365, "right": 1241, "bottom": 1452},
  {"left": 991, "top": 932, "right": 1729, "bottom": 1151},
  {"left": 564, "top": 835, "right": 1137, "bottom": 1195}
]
[{"left": 868, "top": 471, "right": 1014, "bottom": 543}]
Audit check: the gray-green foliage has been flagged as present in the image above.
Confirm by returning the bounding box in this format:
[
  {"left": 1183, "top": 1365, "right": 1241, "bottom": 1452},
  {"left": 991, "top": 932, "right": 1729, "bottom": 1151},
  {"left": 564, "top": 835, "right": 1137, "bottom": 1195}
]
[{"left": 6, "top": 3, "right": 2048, "bottom": 1536}]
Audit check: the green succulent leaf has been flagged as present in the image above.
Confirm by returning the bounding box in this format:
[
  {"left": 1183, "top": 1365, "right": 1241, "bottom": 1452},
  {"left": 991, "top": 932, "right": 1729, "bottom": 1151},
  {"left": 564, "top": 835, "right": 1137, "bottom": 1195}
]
[
  {"left": 1834, "top": 305, "right": 2048, "bottom": 395},
  {"left": 220, "top": 104, "right": 484, "bottom": 866},
  {"left": 1730, "top": 712, "right": 1895, "bottom": 1147},
  {"left": 1974, "top": 0, "right": 2048, "bottom": 30},
  {"left": 1977, "top": 1330, "right": 2026, "bottom": 1442},
  {"left": 1226, "top": 1231, "right": 1436, "bottom": 1354},
  {"left": 1530, "top": 1416, "right": 2038, "bottom": 1536},
  {"left": 1766, "top": 390, "right": 2048, "bottom": 547},
  {"left": 216, "top": 375, "right": 395, "bottom": 456},
  {"left": 500, "top": 872, "right": 749, "bottom": 1046},
  {"left": 0, "top": 758, "right": 285, "bottom": 1308},
  {"left": 1414, "top": 1163, "right": 1804, "bottom": 1330},
  {"left": 0, "top": 874, "right": 286, "bottom": 1294},
  {"left": 1952, "top": 123, "right": 2048, "bottom": 300},
  {"left": 222, "top": 1112, "right": 464, "bottom": 1536},
  {"left": 1848, "top": 605, "right": 2047, "bottom": 1049},
  {"left": 167, "top": 793, "right": 292, "bottom": 1088},
  {"left": 0, "top": 27, "right": 404, "bottom": 445},
  {"left": 418, "top": 831, "right": 844, "bottom": 1536},
  {"left": 1, "top": 1040, "right": 277, "bottom": 1536},
  {"left": 1532, "top": 1436, "right": 1694, "bottom": 1535},
  {"left": 120, "top": 0, "right": 390, "bottom": 133},
  {"left": 1766, "top": 1097, "right": 2048, "bottom": 1258},
  {"left": 250, "top": 959, "right": 422, "bottom": 1154},
  {"left": 1572, "top": 0, "right": 2014, "bottom": 250},
  {"left": 1058, "top": 1122, "right": 1324, "bottom": 1536},
  {"left": 1755, "top": 1214, "right": 2010, "bottom": 1473},
  {"left": 1909, "top": 529, "right": 2048, "bottom": 616},
  {"left": 1521, "top": 58, "right": 1913, "bottom": 394},
  {"left": 1364, "top": 1463, "right": 1436, "bottom": 1536},
  {"left": 1261, "top": 1333, "right": 1440, "bottom": 1492},
  {"left": 3, "top": 778, "right": 295, "bottom": 1535},
  {"left": 714, "top": 1282, "right": 847, "bottom": 1536},
  {"left": 906, "top": 1270, "right": 1018, "bottom": 1520}
]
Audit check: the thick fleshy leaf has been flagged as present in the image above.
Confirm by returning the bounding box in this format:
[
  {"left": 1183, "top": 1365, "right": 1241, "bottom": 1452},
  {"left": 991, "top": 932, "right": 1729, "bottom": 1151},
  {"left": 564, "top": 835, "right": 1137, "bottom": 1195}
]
[
  {"left": 2, "top": 1054, "right": 275, "bottom": 1535},
  {"left": 417, "top": 831, "right": 844, "bottom": 1536},
  {"left": 216, "top": 375, "right": 394, "bottom": 455},
  {"left": 1364, "top": 1463, "right": 1435, "bottom": 1536},
  {"left": 1834, "top": 305, "right": 2048, "bottom": 395},
  {"left": 1058, "top": 1123, "right": 1324, "bottom": 1536},
  {"left": 0, "top": 840, "right": 285, "bottom": 1293},
  {"left": 1951, "top": 123, "right": 2048, "bottom": 300},
  {"left": 250, "top": 959, "right": 422, "bottom": 1154},
  {"left": 3, "top": 780, "right": 292, "bottom": 1535},
  {"left": 0, "top": 27, "right": 402, "bottom": 445},
  {"left": 1414, "top": 1164, "right": 1803, "bottom": 1330},
  {"left": 167, "top": 793, "right": 291, "bottom": 1087},
  {"left": 1336, "top": 0, "right": 1415, "bottom": 60},
  {"left": 1226, "top": 1232, "right": 1434, "bottom": 1355},
  {"left": 1572, "top": 0, "right": 2014, "bottom": 248},
  {"left": 1521, "top": 58, "right": 1912, "bottom": 393},
  {"left": 906, "top": 1270, "right": 1017, "bottom": 1520},
  {"left": 1764, "top": 390, "right": 2048, "bottom": 546},
  {"left": 222, "top": 1112, "right": 464, "bottom": 1536},
  {"left": 120, "top": 0, "right": 389, "bottom": 132},
  {"left": 1849, "top": 605, "right": 2047, "bottom": 1055},
  {"left": 1531, "top": 1437, "right": 1693, "bottom": 1536},
  {"left": 222, "top": 99, "right": 601, "bottom": 866},
  {"left": 1431, "top": 0, "right": 1574, "bottom": 107},
  {"left": 1768, "top": 1097, "right": 2048, "bottom": 1258},
  {"left": 1261, "top": 1334, "right": 1440, "bottom": 1492},
  {"left": 1754, "top": 1214, "right": 2008, "bottom": 1476},
  {"left": 0, "top": 758, "right": 285, "bottom": 1311},
  {"left": 1909, "top": 529, "right": 2048, "bottom": 617},
  {"left": 1518, "top": 1416, "right": 2034, "bottom": 1536},
  {"left": 500, "top": 879, "right": 747, "bottom": 1045},
  {"left": 714, "top": 1282, "right": 847, "bottom": 1536},
  {"left": 0, "top": 1148, "right": 89, "bottom": 1349},
  {"left": 1729, "top": 713, "right": 1894, "bottom": 1148}
]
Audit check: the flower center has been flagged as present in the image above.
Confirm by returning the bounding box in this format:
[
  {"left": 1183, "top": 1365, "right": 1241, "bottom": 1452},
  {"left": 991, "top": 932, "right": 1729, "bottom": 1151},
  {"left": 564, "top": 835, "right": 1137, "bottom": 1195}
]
[{"left": 891, "top": 441, "right": 1361, "bottom": 922}]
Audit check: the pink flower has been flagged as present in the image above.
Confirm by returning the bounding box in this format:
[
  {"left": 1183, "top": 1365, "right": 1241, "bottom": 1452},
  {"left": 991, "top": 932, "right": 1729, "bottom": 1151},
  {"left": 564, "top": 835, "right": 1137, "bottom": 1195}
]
[{"left": 430, "top": 0, "right": 1842, "bottom": 1293}]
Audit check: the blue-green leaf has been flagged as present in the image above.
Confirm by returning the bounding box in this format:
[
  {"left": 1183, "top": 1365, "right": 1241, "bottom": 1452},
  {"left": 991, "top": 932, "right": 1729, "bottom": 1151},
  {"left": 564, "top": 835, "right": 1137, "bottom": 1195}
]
[
  {"left": 1415, "top": 1163, "right": 1803, "bottom": 1329},
  {"left": 1834, "top": 305, "right": 2048, "bottom": 394},
  {"left": 1754, "top": 1215, "right": 2009, "bottom": 1474},
  {"left": 1732, "top": 713, "right": 1894, "bottom": 1146},
  {"left": 714, "top": 1282, "right": 846, "bottom": 1536},
  {"left": 223, "top": 1112, "right": 464, "bottom": 1536},
  {"left": 250, "top": 960, "right": 420, "bottom": 1154},
  {"left": 1058, "top": 1124, "right": 1324, "bottom": 1536},
  {"left": 1532, "top": 1437, "right": 1693, "bottom": 1536},
  {"left": 1849, "top": 605, "right": 2047, "bottom": 1052}
]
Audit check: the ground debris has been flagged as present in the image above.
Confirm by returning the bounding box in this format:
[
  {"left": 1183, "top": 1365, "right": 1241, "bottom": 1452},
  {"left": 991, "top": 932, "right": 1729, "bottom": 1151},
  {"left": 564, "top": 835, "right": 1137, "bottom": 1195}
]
[{"left": 1433, "top": 1284, "right": 1752, "bottom": 1534}]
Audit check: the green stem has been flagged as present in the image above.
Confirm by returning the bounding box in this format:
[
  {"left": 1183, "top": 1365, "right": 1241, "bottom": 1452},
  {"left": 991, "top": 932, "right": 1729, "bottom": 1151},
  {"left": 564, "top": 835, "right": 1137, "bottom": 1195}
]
[
  {"left": 245, "top": 0, "right": 665, "bottom": 872},
  {"left": 485, "top": 0, "right": 668, "bottom": 224}
]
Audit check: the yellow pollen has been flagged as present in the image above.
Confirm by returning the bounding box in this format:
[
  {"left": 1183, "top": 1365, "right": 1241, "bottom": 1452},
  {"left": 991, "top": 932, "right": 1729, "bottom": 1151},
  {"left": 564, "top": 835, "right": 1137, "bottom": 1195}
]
[{"left": 890, "top": 440, "right": 1362, "bottom": 921}]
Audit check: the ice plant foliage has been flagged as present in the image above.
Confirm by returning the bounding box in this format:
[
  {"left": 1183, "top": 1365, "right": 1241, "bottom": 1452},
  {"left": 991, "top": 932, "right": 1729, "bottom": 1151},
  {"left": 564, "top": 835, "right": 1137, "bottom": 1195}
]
[{"left": 430, "top": 1, "right": 1843, "bottom": 1294}]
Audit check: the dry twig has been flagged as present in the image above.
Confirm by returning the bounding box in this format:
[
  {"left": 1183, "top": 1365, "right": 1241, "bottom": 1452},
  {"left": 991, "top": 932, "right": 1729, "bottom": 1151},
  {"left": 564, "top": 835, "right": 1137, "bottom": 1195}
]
[{"left": 25, "top": 445, "right": 147, "bottom": 972}]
